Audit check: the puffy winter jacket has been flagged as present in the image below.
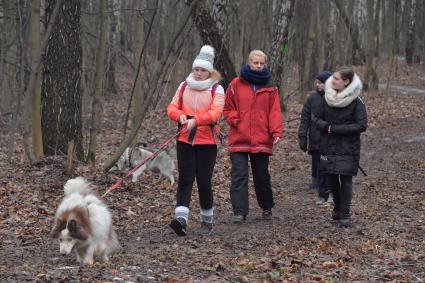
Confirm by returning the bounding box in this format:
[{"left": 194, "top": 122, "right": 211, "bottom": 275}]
[
  {"left": 314, "top": 97, "right": 367, "bottom": 176},
  {"left": 298, "top": 90, "right": 325, "bottom": 153},
  {"left": 223, "top": 77, "right": 283, "bottom": 154},
  {"left": 167, "top": 81, "right": 224, "bottom": 145}
]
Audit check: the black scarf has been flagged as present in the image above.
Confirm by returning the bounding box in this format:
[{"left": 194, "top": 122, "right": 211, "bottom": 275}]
[{"left": 240, "top": 65, "right": 271, "bottom": 86}]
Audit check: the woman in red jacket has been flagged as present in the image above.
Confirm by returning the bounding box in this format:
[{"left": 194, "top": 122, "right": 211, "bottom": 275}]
[
  {"left": 224, "top": 50, "right": 283, "bottom": 223},
  {"left": 167, "top": 45, "right": 224, "bottom": 236}
]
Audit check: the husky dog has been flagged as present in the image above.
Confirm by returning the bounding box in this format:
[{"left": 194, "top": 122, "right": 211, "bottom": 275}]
[
  {"left": 51, "top": 177, "right": 119, "bottom": 264},
  {"left": 109, "top": 143, "right": 175, "bottom": 186}
]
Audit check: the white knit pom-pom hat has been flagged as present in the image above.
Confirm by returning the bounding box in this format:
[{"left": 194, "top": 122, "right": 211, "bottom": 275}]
[{"left": 192, "top": 45, "right": 215, "bottom": 72}]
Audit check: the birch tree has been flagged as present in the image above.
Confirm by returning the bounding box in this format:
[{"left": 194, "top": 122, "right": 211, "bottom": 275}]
[{"left": 41, "top": 0, "right": 84, "bottom": 159}]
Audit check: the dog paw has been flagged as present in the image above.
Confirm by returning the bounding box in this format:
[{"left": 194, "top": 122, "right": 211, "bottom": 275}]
[{"left": 83, "top": 258, "right": 94, "bottom": 265}]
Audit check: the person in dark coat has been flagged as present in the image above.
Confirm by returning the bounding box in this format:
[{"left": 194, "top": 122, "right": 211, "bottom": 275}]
[
  {"left": 312, "top": 67, "right": 367, "bottom": 227},
  {"left": 298, "top": 71, "right": 332, "bottom": 204}
]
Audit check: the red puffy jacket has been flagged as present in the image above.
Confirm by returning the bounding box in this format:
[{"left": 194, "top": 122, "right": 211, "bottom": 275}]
[
  {"left": 167, "top": 81, "right": 224, "bottom": 145},
  {"left": 223, "top": 77, "right": 283, "bottom": 154}
]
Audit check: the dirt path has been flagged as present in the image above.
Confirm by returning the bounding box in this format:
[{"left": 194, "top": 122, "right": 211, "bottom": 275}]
[
  {"left": 1, "top": 90, "right": 424, "bottom": 282},
  {"left": 379, "top": 83, "right": 425, "bottom": 96}
]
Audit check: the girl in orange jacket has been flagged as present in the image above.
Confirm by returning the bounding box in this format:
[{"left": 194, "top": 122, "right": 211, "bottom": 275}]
[{"left": 167, "top": 45, "right": 224, "bottom": 236}]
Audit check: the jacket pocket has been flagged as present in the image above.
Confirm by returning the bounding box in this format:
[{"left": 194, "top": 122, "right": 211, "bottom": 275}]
[
  {"left": 254, "top": 111, "right": 271, "bottom": 145},
  {"left": 319, "top": 155, "right": 332, "bottom": 173}
]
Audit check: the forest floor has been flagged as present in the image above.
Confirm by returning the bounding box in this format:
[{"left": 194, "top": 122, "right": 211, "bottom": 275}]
[{"left": 1, "top": 65, "right": 425, "bottom": 282}]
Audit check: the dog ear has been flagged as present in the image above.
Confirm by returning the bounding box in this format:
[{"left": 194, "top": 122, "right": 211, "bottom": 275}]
[
  {"left": 50, "top": 219, "right": 66, "bottom": 239},
  {"left": 68, "top": 219, "right": 90, "bottom": 241}
]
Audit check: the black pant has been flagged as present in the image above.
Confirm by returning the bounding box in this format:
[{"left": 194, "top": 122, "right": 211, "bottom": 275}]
[
  {"left": 311, "top": 150, "right": 327, "bottom": 198},
  {"left": 230, "top": 152, "right": 274, "bottom": 216},
  {"left": 326, "top": 174, "right": 353, "bottom": 218},
  {"left": 176, "top": 141, "right": 217, "bottom": 210}
]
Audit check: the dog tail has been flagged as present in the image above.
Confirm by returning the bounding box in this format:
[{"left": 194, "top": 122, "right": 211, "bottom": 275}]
[{"left": 64, "top": 177, "right": 92, "bottom": 196}]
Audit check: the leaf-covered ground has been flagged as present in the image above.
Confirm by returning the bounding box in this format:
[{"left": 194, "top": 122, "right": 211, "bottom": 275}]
[{"left": 1, "top": 75, "right": 424, "bottom": 282}]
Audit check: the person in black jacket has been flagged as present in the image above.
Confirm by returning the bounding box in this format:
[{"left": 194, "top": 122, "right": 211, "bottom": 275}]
[
  {"left": 312, "top": 67, "right": 367, "bottom": 227},
  {"left": 298, "top": 71, "right": 332, "bottom": 204}
]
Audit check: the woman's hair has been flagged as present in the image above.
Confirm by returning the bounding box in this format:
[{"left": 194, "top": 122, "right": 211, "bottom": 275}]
[
  {"left": 210, "top": 69, "right": 222, "bottom": 81},
  {"left": 337, "top": 67, "right": 354, "bottom": 86},
  {"left": 247, "top": 50, "right": 268, "bottom": 63}
]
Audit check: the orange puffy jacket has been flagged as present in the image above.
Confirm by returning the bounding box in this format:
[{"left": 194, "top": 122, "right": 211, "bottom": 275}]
[
  {"left": 223, "top": 77, "right": 283, "bottom": 154},
  {"left": 167, "top": 81, "right": 224, "bottom": 145}
]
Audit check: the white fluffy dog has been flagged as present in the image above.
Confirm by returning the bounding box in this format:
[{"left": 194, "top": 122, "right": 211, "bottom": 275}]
[{"left": 51, "top": 177, "right": 119, "bottom": 264}]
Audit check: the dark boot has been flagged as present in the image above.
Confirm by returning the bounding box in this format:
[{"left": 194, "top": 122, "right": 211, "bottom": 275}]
[
  {"left": 170, "top": 217, "right": 187, "bottom": 236},
  {"left": 200, "top": 222, "right": 213, "bottom": 236},
  {"left": 331, "top": 210, "right": 341, "bottom": 221},
  {"left": 232, "top": 214, "right": 246, "bottom": 224},
  {"left": 256, "top": 210, "right": 272, "bottom": 220},
  {"left": 338, "top": 216, "right": 352, "bottom": 228}
]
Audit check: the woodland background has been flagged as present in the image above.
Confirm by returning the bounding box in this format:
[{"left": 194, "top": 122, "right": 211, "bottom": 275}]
[{"left": 0, "top": 0, "right": 424, "bottom": 282}]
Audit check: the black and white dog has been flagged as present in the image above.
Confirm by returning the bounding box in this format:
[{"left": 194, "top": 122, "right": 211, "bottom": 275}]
[{"left": 109, "top": 143, "right": 175, "bottom": 186}]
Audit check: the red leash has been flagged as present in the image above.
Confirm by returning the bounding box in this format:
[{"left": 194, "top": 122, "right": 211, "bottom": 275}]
[{"left": 102, "top": 129, "right": 183, "bottom": 198}]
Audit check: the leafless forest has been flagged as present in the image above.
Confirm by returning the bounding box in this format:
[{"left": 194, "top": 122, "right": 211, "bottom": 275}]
[{"left": 1, "top": 0, "right": 424, "bottom": 282}]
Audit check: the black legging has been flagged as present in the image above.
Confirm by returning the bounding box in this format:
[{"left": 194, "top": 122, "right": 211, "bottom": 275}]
[
  {"left": 326, "top": 174, "right": 353, "bottom": 218},
  {"left": 175, "top": 141, "right": 217, "bottom": 209}
]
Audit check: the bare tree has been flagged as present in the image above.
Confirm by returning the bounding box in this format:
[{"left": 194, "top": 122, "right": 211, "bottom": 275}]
[
  {"left": 105, "top": 0, "right": 118, "bottom": 95},
  {"left": 86, "top": 0, "right": 108, "bottom": 165},
  {"left": 299, "top": 1, "right": 317, "bottom": 104},
  {"left": 41, "top": 0, "right": 84, "bottom": 160},
  {"left": 364, "top": 0, "right": 380, "bottom": 91},
  {"left": 29, "top": 0, "right": 43, "bottom": 158},
  {"left": 268, "top": 0, "right": 294, "bottom": 93},
  {"left": 130, "top": 0, "right": 146, "bottom": 131},
  {"left": 186, "top": 0, "right": 236, "bottom": 88},
  {"left": 333, "top": 0, "right": 366, "bottom": 63}
]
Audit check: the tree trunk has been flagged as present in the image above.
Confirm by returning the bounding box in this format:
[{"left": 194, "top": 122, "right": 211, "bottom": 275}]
[
  {"left": 269, "top": 0, "right": 294, "bottom": 91},
  {"left": 130, "top": 0, "right": 146, "bottom": 131},
  {"left": 386, "top": 0, "right": 396, "bottom": 59},
  {"left": 401, "top": 0, "right": 412, "bottom": 59},
  {"left": 413, "top": 0, "right": 424, "bottom": 63},
  {"left": 105, "top": 0, "right": 118, "bottom": 95},
  {"left": 299, "top": 1, "right": 316, "bottom": 104},
  {"left": 333, "top": 0, "right": 366, "bottom": 64},
  {"left": 86, "top": 0, "right": 107, "bottom": 165},
  {"left": 324, "top": 0, "right": 336, "bottom": 70},
  {"left": 315, "top": 1, "right": 325, "bottom": 71},
  {"left": 8, "top": 1, "right": 26, "bottom": 161},
  {"left": 186, "top": 0, "right": 236, "bottom": 89},
  {"left": 0, "top": 0, "right": 14, "bottom": 114},
  {"left": 212, "top": 0, "right": 229, "bottom": 45},
  {"left": 29, "top": 0, "right": 43, "bottom": 158},
  {"left": 364, "top": 0, "right": 379, "bottom": 91},
  {"left": 20, "top": 0, "right": 61, "bottom": 163},
  {"left": 41, "top": 0, "right": 84, "bottom": 160},
  {"left": 405, "top": 0, "right": 416, "bottom": 64}
]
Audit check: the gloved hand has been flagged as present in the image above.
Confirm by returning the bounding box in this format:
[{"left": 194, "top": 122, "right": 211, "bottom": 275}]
[
  {"left": 312, "top": 114, "right": 330, "bottom": 132},
  {"left": 185, "top": 118, "right": 197, "bottom": 131},
  {"left": 299, "top": 136, "right": 307, "bottom": 152},
  {"left": 179, "top": 114, "right": 187, "bottom": 124}
]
